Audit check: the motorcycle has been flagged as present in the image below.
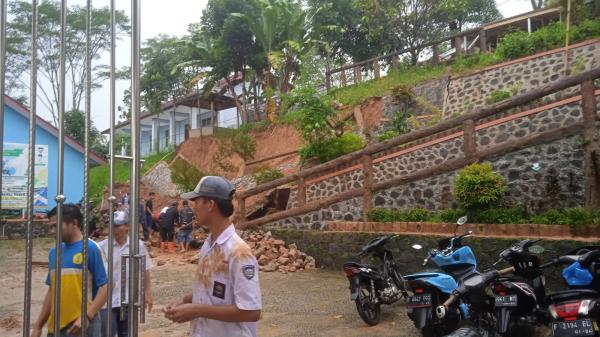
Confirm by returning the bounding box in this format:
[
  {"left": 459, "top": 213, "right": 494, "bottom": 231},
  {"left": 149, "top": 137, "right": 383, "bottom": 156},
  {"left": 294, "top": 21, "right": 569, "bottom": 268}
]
[
  {"left": 342, "top": 234, "right": 408, "bottom": 325},
  {"left": 438, "top": 239, "right": 548, "bottom": 337},
  {"left": 540, "top": 246, "right": 600, "bottom": 337},
  {"left": 404, "top": 216, "right": 477, "bottom": 337}
]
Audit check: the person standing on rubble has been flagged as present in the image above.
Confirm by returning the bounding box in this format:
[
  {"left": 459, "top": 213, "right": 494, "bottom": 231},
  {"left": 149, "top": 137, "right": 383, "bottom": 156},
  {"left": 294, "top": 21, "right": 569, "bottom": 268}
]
[
  {"left": 163, "top": 176, "right": 261, "bottom": 337},
  {"left": 158, "top": 200, "right": 179, "bottom": 254},
  {"left": 178, "top": 200, "right": 195, "bottom": 253},
  {"left": 98, "top": 211, "right": 153, "bottom": 337}
]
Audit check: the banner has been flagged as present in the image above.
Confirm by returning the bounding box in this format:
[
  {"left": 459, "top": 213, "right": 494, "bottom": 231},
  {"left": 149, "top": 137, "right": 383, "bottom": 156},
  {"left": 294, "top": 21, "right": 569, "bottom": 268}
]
[{"left": 1, "top": 143, "right": 49, "bottom": 210}]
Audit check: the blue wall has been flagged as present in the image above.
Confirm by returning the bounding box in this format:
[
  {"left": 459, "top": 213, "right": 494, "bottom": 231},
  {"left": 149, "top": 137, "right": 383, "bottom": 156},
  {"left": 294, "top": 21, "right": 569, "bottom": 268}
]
[{"left": 3, "top": 104, "right": 85, "bottom": 210}]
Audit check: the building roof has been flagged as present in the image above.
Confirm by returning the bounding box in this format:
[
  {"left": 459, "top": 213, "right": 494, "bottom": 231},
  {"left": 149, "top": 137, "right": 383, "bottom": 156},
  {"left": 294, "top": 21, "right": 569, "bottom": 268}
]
[
  {"left": 102, "top": 90, "right": 237, "bottom": 134},
  {"left": 4, "top": 95, "right": 107, "bottom": 165}
]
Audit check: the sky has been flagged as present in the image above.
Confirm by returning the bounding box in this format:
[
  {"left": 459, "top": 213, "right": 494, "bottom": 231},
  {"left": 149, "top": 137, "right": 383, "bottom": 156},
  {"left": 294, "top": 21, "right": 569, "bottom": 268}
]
[{"left": 20, "top": 0, "right": 533, "bottom": 132}]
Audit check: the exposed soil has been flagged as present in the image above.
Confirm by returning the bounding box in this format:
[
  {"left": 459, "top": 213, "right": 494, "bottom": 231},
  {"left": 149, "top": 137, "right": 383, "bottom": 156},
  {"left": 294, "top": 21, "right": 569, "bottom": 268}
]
[{"left": 0, "top": 238, "right": 418, "bottom": 337}]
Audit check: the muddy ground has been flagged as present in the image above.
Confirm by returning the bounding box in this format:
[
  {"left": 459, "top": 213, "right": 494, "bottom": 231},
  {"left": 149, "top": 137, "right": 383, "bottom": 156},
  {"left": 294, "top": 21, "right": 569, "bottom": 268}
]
[{"left": 0, "top": 238, "right": 418, "bottom": 337}]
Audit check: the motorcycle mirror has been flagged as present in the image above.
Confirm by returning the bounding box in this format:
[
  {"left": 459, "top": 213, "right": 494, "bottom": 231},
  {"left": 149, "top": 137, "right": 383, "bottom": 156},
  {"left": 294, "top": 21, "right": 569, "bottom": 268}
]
[
  {"left": 412, "top": 244, "right": 423, "bottom": 250},
  {"left": 456, "top": 216, "right": 468, "bottom": 226},
  {"left": 528, "top": 245, "right": 545, "bottom": 255}
]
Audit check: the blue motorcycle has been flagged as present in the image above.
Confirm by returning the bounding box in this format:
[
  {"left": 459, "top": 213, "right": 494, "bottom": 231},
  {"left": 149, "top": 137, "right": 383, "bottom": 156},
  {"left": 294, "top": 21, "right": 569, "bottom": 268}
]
[
  {"left": 405, "top": 216, "right": 477, "bottom": 337},
  {"left": 540, "top": 246, "right": 600, "bottom": 337}
]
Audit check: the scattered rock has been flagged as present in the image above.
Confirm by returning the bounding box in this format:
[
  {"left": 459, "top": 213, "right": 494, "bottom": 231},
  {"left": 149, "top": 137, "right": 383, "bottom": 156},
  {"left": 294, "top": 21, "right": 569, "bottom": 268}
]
[{"left": 240, "top": 230, "right": 316, "bottom": 273}]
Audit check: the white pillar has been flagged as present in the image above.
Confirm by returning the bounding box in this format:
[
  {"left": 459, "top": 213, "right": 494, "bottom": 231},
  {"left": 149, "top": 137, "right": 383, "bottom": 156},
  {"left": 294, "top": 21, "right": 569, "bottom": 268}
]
[
  {"left": 527, "top": 18, "right": 532, "bottom": 34},
  {"left": 169, "top": 110, "right": 176, "bottom": 147},
  {"left": 152, "top": 118, "right": 159, "bottom": 153}
]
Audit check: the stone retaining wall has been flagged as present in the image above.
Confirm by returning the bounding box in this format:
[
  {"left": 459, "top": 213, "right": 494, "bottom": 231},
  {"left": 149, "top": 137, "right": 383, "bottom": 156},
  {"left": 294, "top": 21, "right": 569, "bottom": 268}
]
[
  {"left": 141, "top": 161, "right": 180, "bottom": 197},
  {"left": 270, "top": 229, "right": 600, "bottom": 291}
]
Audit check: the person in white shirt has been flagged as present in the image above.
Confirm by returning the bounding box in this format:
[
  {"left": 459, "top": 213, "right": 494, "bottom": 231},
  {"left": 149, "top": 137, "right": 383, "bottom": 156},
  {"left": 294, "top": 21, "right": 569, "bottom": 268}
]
[
  {"left": 98, "top": 211, "right": 153, "bottom": 337},
  {"left": 163, "top": 176, "right": 262, "bottom": 337}
]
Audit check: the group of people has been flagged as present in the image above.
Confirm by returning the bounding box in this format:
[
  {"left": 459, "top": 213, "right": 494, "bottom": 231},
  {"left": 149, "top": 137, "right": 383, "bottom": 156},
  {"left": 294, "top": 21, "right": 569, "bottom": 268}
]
[{"left": 31, "top": 176, "right": 262, "bottom": 337}]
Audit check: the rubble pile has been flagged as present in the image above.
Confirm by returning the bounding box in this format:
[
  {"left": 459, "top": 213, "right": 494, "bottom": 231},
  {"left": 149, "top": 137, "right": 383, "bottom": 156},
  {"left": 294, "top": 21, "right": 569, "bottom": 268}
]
[{"left": 242, "top": 230, "right": 316, "bottom": 273}]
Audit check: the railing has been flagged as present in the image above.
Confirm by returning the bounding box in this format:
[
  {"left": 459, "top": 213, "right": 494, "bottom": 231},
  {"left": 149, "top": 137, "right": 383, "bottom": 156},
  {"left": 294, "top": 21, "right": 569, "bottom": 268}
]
[
  {"left": 236, "top": 67, "right": 600, "bottom": 229},
  {"left": 325, "top": 28, "right": 483, "bottom": 91}
]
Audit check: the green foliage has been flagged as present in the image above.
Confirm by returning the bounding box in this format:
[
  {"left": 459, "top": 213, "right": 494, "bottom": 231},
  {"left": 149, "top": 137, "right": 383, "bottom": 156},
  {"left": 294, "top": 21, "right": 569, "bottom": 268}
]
[
  {"left": 231, "top": 130, "right": 257, "bottom": 161},
  {"left": 468, "top": 205, "right": 527, "bottom": 224},
  {"left": 454, "top": 162, "right": 507, "bottom": 210},
  {"left": 299, "top": 133, "right": 365, "bottom": 164},
  {"left": 368, "top": 208, "right": 431, "bottom": 222},
  {"left": 378, "top": 130, "right": 399, "bottom": 142},
  {"left": 571, "top": 19, "right": 600, "bottom": 42},
  {"left": 531, "top": 208, "right": 600, "bottom": 226},
  {"left": 391, "top": 110, "right": 412, "bottom": 135},
  {"left": 252, "top": 166, "right": 284, "bottom": 185},
  {"left": 496, "top": 30, "right": 534, "bottom": 60},
  {"left": 286, "top": 86, "right": 336, "bottom": 144},
  {"left": 170, "top": 157, "right": 210, "bottom": 192},
  {"left": 451, "top": 53, "right": 502, "bottom": 73},
  {"left": 485, "top": 90, "right": 511, "bottom": 105}
]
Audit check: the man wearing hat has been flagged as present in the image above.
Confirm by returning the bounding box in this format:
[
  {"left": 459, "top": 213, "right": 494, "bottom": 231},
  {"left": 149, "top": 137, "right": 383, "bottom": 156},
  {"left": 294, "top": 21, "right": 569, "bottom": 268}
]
[
  {"left": 163, "top": 176, "right": 262, "bottom": 337},
  {"left": 98, "top": 211, "right": 154, "bottom": 337}
]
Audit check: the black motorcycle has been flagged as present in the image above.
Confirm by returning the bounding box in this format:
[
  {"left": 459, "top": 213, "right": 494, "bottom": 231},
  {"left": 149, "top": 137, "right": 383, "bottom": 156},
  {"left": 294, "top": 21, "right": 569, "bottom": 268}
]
[
  {"left": 343, "top": 234, "right": 408, "bottom": 325},
  {"left": 490, "top": 239, "right": 548, "bottom": 337},
  {"left": 540, "top": 246, "right": 600, "bottom": 337}
]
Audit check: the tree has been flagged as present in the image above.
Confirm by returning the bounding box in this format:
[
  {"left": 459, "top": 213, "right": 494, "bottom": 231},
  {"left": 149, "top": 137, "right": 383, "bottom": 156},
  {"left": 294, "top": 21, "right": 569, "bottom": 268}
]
[
  {"left": 445, "top": 0, "right": 502, "bottom": 32},
  {"left": 6, "top": 1, "right": 130, "bottom": 126},
  {"left": 140, "top": 35, "right": 198, "bottom": 113},
  {"left": 64, "top": 109, "right": 108, "bottom": 156}
]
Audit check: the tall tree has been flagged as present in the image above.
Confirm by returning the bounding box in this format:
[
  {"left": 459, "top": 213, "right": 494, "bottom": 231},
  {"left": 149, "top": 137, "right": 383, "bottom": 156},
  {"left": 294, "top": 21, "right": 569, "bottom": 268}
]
[
  {"left": 6, "top": 1, "right": 130, "bottom": 125},
  {"left": 64, "top": 109, "right": 108, "bottom": 156}
]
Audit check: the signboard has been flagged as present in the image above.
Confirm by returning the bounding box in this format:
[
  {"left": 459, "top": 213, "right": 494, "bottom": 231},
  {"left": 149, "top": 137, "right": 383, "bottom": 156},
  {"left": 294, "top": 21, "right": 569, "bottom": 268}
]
[{"left": 1, "top": 143, "right": 49, "bottom": 210}]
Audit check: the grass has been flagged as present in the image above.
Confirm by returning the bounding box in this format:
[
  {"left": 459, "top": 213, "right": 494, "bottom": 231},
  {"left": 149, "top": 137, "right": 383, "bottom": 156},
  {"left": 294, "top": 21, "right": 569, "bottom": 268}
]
[{"left": 89, "top": 149, "right": 176, "bottom": 204}]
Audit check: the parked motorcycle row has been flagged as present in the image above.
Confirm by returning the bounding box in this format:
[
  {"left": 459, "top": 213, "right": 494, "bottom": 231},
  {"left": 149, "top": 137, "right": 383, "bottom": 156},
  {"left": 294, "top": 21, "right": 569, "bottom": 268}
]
[{"left": 343, "top": 216, "right": 600, "bottom": 337}]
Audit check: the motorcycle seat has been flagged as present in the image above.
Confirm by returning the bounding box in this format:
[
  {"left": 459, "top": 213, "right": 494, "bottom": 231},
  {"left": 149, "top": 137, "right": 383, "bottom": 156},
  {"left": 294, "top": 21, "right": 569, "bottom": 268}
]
[
  {"left": 547, "top": 289, "right": 599, "bottom": 303},
  {"left": 343, "top": 261, "right": 378, "bottom": 270}
]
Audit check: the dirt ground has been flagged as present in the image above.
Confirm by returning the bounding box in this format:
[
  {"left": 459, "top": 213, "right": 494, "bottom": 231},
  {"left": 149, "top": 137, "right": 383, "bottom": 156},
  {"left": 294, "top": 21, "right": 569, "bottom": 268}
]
[{"left": 0, "top": 239, "right": 419, "bottom": 337}]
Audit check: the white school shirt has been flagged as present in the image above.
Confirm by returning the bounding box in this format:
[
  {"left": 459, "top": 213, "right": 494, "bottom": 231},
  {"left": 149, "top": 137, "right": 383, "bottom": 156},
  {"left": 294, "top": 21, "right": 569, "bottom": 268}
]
[
  {"left": 190, "top": 224, "right": 262, "bottom": 337},
  {"left": 98, "top": 236, "right": 153, "bottom": 308}
]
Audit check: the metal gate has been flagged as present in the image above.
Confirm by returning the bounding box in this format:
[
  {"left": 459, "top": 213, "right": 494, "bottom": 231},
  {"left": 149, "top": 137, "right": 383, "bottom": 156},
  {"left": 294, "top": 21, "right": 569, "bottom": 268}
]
[{"left": 0, "top": 0, "right": 145, "bottom": 336}]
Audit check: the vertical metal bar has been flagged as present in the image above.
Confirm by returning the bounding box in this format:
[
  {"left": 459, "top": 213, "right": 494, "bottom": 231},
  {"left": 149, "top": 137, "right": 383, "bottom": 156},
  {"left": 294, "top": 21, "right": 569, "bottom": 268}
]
[
  {"left": 0, "top": 0, "right": 6, "bottom": 212},
  {"left": 120, "top": 255, "right": 127, "bottom": 321},
  {"left": 129, "top": 0, "right": 142, "bottom": 335},
  {"left": 138, "top": 255, "right": 146, "bottom": 323},
  {"left": 106, "top": 0, "right": 117, "bottom": 334},
  {"left": 53, "top": 0, "right": 68, "bottom": 334},
  {"left": 22, "top": 1, "right": 38, "bottom": 336},
  {"left": 80, "top": 0, "right": 92, "bottom": 335}
]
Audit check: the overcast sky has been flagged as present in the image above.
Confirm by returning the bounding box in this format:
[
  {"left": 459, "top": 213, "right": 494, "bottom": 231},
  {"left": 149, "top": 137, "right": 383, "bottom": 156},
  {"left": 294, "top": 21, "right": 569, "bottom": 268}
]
[{"left": 25, "top": 0, "right": 532, "bottom": 131}]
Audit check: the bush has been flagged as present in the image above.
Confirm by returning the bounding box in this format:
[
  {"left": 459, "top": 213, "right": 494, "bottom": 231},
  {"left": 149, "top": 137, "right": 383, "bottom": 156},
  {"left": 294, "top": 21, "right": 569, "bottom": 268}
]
[
  {"left": 368, "top": 208, "right": 431, "bottom": 222},
  {"left": 378, "top": 130, "right": 399, "bottom": 142},
  {"left": 531, "top": 208, "right": 600, "bottom": 226},
  {"left": 454, "top": 162, "right": 507, "bottom": 210},
  {"left": 485, "top": 90, "right": 511, "bottom": 105},
  {"left": 252, "top": 166, "right": 284, "bottom": 185},
  {"left": 530, "top": 22, "right": 566, "bottom": 53},
  {"left": 572, "top": 19, "right": 600, "bottom": 43},
  {"left": 300, "top": 133, "right": 366, "bottom": 164},
  {"left": 170, "top": 157, "right": 210, "bottom": 192},
  {"left": 468, "top": 205, "right": 527, "bottom": 224},
  {"left": 496, "top": 30, "right": 534, "bottom": 60},
  {"left": 433, "top": 208, "right": 467, "bottom": 223},
  {"left": 286, "top": 87, "right": 336, "bottom": 144},
  {"left": 231, "top": 130, "right": 257, "bottom": 161}
]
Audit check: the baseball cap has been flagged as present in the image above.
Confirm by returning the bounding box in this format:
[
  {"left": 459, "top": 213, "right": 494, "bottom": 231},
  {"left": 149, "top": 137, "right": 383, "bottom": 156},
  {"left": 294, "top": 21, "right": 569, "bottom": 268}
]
[
  {"left": 180, "top": 176, "right": 235, "bottom": 201},
  {"left": 113, "top": 211, "right": 128, "bottom": 226}
]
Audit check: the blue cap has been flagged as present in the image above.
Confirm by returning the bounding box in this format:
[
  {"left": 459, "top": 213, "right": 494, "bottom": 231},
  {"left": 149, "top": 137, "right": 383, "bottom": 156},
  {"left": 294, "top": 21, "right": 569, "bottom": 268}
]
[
  {"left": 113, "top": 211, "right": 128, "bottom": 226},
  {"left": 180, "top": 176, "right": 235, "bottom": 201}
]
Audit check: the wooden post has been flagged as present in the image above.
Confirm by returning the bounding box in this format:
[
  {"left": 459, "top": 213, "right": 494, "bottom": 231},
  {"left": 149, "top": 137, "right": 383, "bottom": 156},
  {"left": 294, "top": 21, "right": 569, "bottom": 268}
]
[
  {"left": 432, "top": 44, "right": 439, "bottom": 65},
  {"left": 340, "top": 70, "right": 347, "bottom": 87},
  {"left": 391, "top": 55, "right": 399, "bottom": 72},
  {"left": 463, "top": 119, "right": 477, "bottom": 160},
  {"left": 581, "top": 79, "right": 600, "bottom": 209},
  {"left": 354, "top": 66, "right": 362, "bottom": 84},
  {"left": 455, "top": 35, "right": 463, "bottom": 57},
  {"left": 237, "top": 195, "right": 246, "bottom": 227},
  {"left": 373, "top": 60, "right": 381, "bottom": 79},
  {"left": 297, "top": 177, "right": 306, "bottom": 207},
  {"left": 362, "top": 154, "right": 374, "bottom": 220},
  {"left": 325, "top": 71, "right": 331, "bottom": 91},
  {"left": 479, "top": 29, "right": 488, "bottom": 53}
]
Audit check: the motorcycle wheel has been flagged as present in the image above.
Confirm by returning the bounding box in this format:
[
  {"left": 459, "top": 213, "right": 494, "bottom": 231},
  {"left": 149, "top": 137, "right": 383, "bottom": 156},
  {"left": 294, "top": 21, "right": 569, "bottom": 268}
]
[{"left": 355, "top": 285, "right": 381, "bottom": 326}]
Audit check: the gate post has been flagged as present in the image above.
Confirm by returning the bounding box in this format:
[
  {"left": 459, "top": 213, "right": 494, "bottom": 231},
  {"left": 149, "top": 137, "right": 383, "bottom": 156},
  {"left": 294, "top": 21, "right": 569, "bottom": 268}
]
[
  {"left": 581, "top": 79, "right": 600, "bottom": 209},
  {"left": 362, "top": 155, "right": 374, "bottom": 221}
]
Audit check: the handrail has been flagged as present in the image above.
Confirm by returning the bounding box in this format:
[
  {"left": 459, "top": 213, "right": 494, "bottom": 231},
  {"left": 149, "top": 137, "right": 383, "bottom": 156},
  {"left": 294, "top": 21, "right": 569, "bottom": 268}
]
[
  {"left": 235, "top": 67, "right": 600, "bottom": 228},
  {"left": 238, "top": 67, "right": 600, "bottom": 199}
]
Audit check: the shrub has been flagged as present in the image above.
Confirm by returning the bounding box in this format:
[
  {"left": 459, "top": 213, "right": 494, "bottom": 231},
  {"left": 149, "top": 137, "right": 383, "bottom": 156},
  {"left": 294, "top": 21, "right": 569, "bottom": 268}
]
[
  {"left": 468, "top": 205, "right": 527, "bottom": 224},
  {"left": 433, "top": 208, "right": 467, "bottom": 223},
  {"left": 368, "top": 208, "right": 430, "bottom": 222},
  {"left": 485, "top": 90, "right": 511, "bottom": 105},
  {"left": 252, "top": 166, "right": 284, "bottom": 185},
  {"left": 572, "top": 19, "right": 600, "bottom": 43},
  {"left": 378, "top": 130, "right": 399, "bottom": 142},
  {"left": 531, "top": 208, "right": 600, "bottom": 226},
  {"left": 496, "top": 30, "right": 534, "bottom": 60},
  {"left": 231, "top": 130, "right": 257, "bottom": 161},
  {"left": 286, "top": 86, "right": 336, "bottom": 144},
  {"left": 454, "top": 162, "right": 507, "bottom": 210},
  {"left": 300, "top": 133, "right": 366, "bottom": 164},
  {"left": 530, "top": 22, "right": 566, "bottom": 52},
  {"left": 170, "top": 157, "right": 210, "bottom": 192},
  {"left": 391, "top": 109, "right": 412, "bottom": 134}
]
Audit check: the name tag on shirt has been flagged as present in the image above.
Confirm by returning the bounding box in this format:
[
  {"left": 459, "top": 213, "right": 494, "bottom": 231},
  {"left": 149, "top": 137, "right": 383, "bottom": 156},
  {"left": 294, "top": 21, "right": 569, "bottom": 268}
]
[{"left": 212, "top": 281, "right": 226, "bottom": 299}]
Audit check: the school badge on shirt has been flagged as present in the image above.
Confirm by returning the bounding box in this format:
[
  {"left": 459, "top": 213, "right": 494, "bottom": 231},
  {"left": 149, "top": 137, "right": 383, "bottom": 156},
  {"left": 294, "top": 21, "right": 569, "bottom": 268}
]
[{"left": 242, "top": 265, "right": 255, "bottom": 280}]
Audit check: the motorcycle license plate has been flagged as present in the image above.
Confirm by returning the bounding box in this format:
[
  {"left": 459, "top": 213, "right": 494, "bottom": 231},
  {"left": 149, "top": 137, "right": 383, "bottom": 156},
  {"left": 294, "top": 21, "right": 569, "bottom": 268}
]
[
  {"left": 495, "top": 294, "right": 518, "bottom": 307},
  {"left": 407, "top": 294, "right": 432, "bottom": 308},
  {"left": 552, "top": 318, "right": 595, "bottom": 337}
]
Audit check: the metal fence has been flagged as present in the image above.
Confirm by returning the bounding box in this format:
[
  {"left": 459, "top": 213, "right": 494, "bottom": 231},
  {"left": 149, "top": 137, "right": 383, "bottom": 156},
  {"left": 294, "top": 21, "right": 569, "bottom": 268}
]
[{"left": 0, "top": 0, "right": 146, "bottom": 336}]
